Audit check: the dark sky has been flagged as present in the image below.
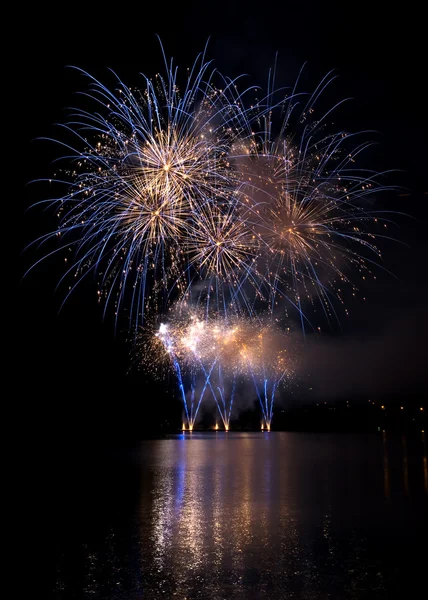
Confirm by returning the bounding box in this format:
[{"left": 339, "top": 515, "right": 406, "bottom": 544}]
[{"left": 17, "top": 1, "right": 427, "bottom": 434}]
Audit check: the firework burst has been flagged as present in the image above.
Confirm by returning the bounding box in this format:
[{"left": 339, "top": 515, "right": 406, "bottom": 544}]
[
  {"left": 232, "top": 70, "right": 396, "bottom": 328},
  {"left": 28, "top": 44, "right": 251, "bottom": 328}
]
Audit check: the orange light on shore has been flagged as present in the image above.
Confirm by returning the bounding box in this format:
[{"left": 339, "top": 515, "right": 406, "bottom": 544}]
[
  {"left": 189, "top": 424, "right": 193, "bottom": 432},
  {"left": 215, "top": 423, "right": 219, "bottom": 431},
  {"left": 182, "top": 423, "right": 186, "bottom": 431},
  {"left": 261, "top": 423, "right": 264, "bottom": 431},
  {"left": 267, "top": 423, "right": 271, "bottom": 432}
]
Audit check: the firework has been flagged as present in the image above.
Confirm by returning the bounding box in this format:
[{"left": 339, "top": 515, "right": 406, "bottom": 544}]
[
  {"left": 152, "top": 312, "right": 215, "bottom": 428},
  {"left": 151, "top": 309, "right": 294, "bottom": 429},
  {"left": 232, "top": 69, "right": 395, "bottom": 329},
  {"left": 27, "top": 45, "right": 399, "bottom": 431},
  {"left": 244, "top": 325, "right": 293, "bottom": 430},
  {"left": 192, "top": 317, "right": 245, "bottom": 430},
  {"left": 184, "top": 201, "right": 262, "bottom": 318},
  {"left": 29, "top": 50, "right": 395, "bottom": 332},
  {"left": 149, "top": 310, "right": 229, "bottom": 428},
  {"left": 28, "top": 43, "right": 252, "bottom": 328}
]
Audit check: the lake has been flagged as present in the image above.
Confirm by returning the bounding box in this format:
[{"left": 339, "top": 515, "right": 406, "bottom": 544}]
[{"left": 51, "top": 432, "right": 428, "bottom": 598}]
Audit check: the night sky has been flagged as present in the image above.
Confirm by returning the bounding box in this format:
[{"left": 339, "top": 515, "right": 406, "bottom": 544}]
[{"left": 17, "top": 1, "right": 427, "bottom": 437}]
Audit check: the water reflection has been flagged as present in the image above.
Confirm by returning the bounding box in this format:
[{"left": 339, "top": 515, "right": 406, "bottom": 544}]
[
  {"left": 143, "top": 433, "right": 427, "bottom": 599},
  {"left": 53, "top": 433, "right": 428, "bottom": 599}
]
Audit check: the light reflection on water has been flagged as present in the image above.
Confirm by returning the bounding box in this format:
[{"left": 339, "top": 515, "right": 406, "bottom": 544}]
[{"left": 55, "top": 432, "right": 428, "bottom": 599}]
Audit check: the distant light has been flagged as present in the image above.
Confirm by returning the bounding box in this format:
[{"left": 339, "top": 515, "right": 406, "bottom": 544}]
[
  {"left": 400, "top": 406, "right": 404, "bottom": 410},
  {"left": 420, "top": 407, "right": 424, "bottom": 412},
  {"left": 381, "top": 405, "right": 385, "bottom": 410}
]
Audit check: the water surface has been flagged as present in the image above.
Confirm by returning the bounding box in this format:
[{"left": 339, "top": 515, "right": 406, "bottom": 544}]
[{"left": 53, "top": 432, "right": 428, "bottom": 598}]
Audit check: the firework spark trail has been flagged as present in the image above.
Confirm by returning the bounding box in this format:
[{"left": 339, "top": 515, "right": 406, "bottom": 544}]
[
  {"left": 213, "top": 367, "right": 237, "bottom": 431},
  {"left": 194, "top": 317, "right": 248, "bottom": 429},
  {"left": 197, "top": 352, "right": 238, "bottom": 430},
  {"left": 155, "top": 320, "right": 219, "bottom": 429},
  {"left": 152, "top": 311, "right": 239, "bottom": 428},
  {"left": 233, "top": 322, "right": 293, "bottom": 429},
  {"left": 205, "top": 319, "right": 293, "bottom": 429}
]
